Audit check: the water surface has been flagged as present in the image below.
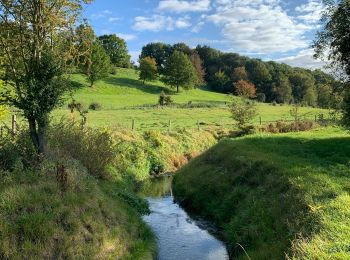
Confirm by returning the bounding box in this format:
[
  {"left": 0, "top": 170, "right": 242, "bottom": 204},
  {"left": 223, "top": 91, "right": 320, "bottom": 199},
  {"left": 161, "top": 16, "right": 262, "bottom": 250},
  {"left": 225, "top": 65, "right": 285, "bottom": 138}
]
[{"left": 141, "top": 176, "right": 229, "bottom": 260}]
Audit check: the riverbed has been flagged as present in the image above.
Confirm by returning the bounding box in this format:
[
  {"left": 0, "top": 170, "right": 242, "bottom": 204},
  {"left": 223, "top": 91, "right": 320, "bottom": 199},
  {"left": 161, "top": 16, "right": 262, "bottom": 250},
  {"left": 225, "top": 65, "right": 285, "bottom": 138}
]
[{"left": 140, "top": 176, "right": 229, "bottom": 260}]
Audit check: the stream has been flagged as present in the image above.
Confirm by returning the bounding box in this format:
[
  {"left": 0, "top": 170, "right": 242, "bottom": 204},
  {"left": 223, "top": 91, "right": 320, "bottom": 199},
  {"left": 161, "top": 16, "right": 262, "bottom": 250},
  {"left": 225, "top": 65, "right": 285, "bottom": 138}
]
[{"left": 140, "top": 176, "right": 229, "bottom": 260}]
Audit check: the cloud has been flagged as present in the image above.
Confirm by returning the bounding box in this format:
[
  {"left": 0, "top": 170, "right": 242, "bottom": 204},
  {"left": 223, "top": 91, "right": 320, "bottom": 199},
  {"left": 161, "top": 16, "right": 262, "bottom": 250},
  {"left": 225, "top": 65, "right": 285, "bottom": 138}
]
[
  {"left": 129, "top": 50, "right": 141, "bottom": 64},
  {"left": 100, "top": 30, "right": 137, "bottom": 41},
  {"left": 133, "top": 15, "right": 191, "bottom": 31},
  {"left": 157, "top": 0, "right": 211, "bottom": 13},
  {"left": 295, "top": 0, "right": 325, "bottom": 24},
  {"left": 276, "top": 49, "right": 327, "bottom": 69},
  {"left": 205, "top": 0, "right": 322, "bottom": 55},
  {"left": 90, "top": 10, "right": 113, "bottom": 20},
  {"left": 108, "top": 17, "right": 120, "bottom": 23}
]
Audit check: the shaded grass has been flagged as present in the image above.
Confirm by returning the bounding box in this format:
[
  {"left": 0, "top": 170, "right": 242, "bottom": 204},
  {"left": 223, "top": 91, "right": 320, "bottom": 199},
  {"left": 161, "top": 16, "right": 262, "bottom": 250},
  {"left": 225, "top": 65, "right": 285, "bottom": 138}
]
[{"left": 173, "top": 127, "right": 350, "bottom": 259}]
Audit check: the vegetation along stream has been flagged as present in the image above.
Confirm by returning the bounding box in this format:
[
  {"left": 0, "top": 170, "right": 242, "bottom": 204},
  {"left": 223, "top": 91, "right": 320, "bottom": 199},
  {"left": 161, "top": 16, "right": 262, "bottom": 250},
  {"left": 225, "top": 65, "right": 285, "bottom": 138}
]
[{"left": 139, "top": 176, "right": 229, "bottom": 260}]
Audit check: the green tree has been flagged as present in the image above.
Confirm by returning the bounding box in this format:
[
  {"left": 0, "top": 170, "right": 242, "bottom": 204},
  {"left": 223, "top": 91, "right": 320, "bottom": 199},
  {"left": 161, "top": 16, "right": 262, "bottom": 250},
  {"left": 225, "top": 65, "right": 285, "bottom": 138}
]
[
  {"left": 317, "top": 84, "right": 333, "bottom": 108},
  {"left": 211, "top": 70, "right": 230, "bottom": 92},
  {"left": 162, "top": 51, "right": 197, "bottom": 93},
  {"left": 314, "top": 0, "right": 350, "bottom": 78},
  {"left": 189, "top": 51, "right": 206, "bottom": 87},
  {"left": 275, "top": 74, "right": 293, "bottom": 104},
  {"left": 75, "top": 21, "right": 96, "bottom": 66},
  {"left": 98, "top": 34, "right": 131, "bottom": 68},
  {"left": 140, "top": 42, "right": 172, "bottom": 72},
  {"left": 139, "top": 57, "right": 158, "bottom": 84},
  {"left": 0, "top": 0, "right": 91, "bottom": 154},
  {"left": 84, "top": 42, "right": 111, "bottom": 87},
  {"left": 231, "top": 98, "right": 257, "bottom": 131}
]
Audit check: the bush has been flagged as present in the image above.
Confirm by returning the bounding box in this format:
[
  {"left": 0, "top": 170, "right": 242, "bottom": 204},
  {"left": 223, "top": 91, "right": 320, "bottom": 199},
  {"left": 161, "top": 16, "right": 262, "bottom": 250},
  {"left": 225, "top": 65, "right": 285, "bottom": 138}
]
[
  {"left": 47, "top": 122, "right": 114, "bottom": 179},
  {"left": 110, "top": 65, "right": 117, "bottom": 75},
  {"left": 256, "top": 93, "right": 266, "bottom": 102},
  {"left": 158, "top": 91, "right": 173, "bottom": 106},
  {"left": 88, "top": 102, "right": 102, "bottom": 111},
  {"left": 259, "top": 121, "right": 318, "bottom": 133},
  {"left": 230, "top": 98, "right": 258, "bottom": 130}
]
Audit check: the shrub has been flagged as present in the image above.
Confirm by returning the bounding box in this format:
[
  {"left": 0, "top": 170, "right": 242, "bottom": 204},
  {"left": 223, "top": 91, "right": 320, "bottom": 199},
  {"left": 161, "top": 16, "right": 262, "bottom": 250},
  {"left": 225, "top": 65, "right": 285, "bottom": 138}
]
[
  {"left": 47, "top": 122, "right": 114, "bottom": 179},
  {"left": 256, "top": 93, "right": 266, "bottom": 102},
  {"left": 230, "top": 98, "right": 258, "bottom": 131},
  {"left": 158, "top": 91, "right": 173, "bottom": 106},
  {"left": 259, "top": 121, "right": 318, "bottom": 133},
  {"left": 89, "top": 102, "right": 102, "bottom": 111},
  {"left": 110, "top": 65, "right": 117, "bottom": 75}
]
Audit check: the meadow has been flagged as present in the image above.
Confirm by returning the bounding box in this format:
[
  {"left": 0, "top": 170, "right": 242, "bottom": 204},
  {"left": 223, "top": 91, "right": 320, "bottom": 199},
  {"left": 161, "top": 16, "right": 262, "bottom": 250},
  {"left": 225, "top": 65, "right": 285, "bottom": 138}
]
[
  {"left": 173, "top": 126, "right": 350, "bottom": 259},
  {"left": 45, "top": 68, "right": 328, "bottom": 131}
]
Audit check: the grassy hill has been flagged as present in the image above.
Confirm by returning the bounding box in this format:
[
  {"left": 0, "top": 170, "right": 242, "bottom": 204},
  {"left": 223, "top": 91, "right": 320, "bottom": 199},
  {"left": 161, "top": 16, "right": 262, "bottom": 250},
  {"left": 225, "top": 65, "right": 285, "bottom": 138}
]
[
  {"left": 173, "top": 127, "right": 350, "bottom": 259},
  {"left": 47, "top": 68, "right": 326, "bottom": 130}
]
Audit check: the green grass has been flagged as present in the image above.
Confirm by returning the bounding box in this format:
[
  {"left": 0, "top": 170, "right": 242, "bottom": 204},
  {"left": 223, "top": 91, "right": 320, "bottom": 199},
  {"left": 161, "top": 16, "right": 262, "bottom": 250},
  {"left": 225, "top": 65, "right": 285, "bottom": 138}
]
[
  {"left": 0, "top": 164, "right": 156, "bottom": 259},
  {"left": 46, "top": 68, "right": 327, "bottom": 130},
  {"left": 173, "top": 127, "right": 350, "bottom": 259}
]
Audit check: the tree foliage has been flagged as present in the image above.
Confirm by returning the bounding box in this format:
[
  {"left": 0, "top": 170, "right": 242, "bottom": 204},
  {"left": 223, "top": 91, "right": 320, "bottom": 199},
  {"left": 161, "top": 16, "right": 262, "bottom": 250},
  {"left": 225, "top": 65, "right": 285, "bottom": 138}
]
[
  {"left": 314, "top": 0, "right": 350, "bottom": 78},
  {"left": 140, "top": 42, "right": 172, "bottom": 72},
  {"left": 230, "top": 98, "right": 257, "bottom": 131},
  {"left": 98, "top": 34, "right": 131, "bottom": 68},
  {"left": 0, "top": 0, "right": 91, "bottom": 154},
  {"left": 162, "top": 51, "right": 197, "bottom": 93},
  {"left": 234, "top": 80, "right": 256, "bottom": 99},
  {"left": 139, "top": 56, "right": 158, "bottom": 83},
  {"left": 84, "top": 42, "right": 111, "bottom": 87}
]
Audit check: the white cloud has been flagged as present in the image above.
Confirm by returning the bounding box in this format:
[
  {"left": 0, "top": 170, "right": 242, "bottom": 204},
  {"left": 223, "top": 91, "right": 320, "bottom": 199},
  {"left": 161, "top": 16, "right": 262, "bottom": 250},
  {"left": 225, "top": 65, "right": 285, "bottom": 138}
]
[
  {"left": 205, "top": 0, "right": 322, "bottom": 54},
  {"left": 100, "top": 30, "right": 137, "bottom": 41},
  {"left": 129, "top": 50, "right": 141, "bottom": 64},
  {"left": 108, "top": 17, "right": 120, "bottom": 23},
  {"left": 157, "top": 0, "right": 211, "bottom": 13},
  {"left": 295, "top": 0, "right": 325, "bottom": 24},
  {"left": 275, "top": 49, "right": 326, "bottom": 69},
  {"left": 91, "top": 10, "right": 113, "bottom": 20},
  {"left": 133, "top": 15, "right": 191, "bottom": 31}
]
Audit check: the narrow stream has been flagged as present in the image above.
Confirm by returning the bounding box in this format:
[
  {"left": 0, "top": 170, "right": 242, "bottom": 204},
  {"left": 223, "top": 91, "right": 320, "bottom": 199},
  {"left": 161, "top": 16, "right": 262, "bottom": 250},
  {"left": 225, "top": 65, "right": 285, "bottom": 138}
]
[{"left": 140, "top": 176, "right": 229, "bottom": 260}]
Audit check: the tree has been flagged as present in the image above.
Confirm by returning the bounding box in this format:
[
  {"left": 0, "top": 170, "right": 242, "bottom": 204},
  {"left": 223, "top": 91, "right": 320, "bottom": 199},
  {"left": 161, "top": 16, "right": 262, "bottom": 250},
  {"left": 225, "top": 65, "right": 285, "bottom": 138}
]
[
  {"left": 75, "top": 21, "right": 96, "bottom": 66},
  {"left": 162, "top": 51, "right": 197, "bottom": 93},
  {"left": 314, "top": 0, "right": 350, "bottom": 79},
  {"left": 275, "top": 74, "right": 293, "bottom": 104},
  {"left": 0, "top": 0, "right": 91, "bottom": 154},
  {"left": 139, "top": 57, "right": 158, "bottom": 84},
  {"left": 84, "top": 42, "right": 111, "bottom": 87},
  {"left": 98, "top": 34, "right": 131, "bottom": 68},
  {"left": 246, "top": 60, "right": 272, "bottom": 100},
  {"left": 317, "top": 84, "right": 333, "bottom": 108},
  {"left": 232, "top": 66, "right": 249, "bottom": 82},
  {"left": 234, "top": 80, "right": 256, "bottom": 99},
  {"left": 189, "top": 52, "right": 206, "bottom": 87},
  {"left": 172, "top": 43, "right": 192, "bottom": 56},
  {"left": 231, "top": 98, "right": 257, "bottom": 131},
  {"left": 211, "top": 70, "right": 230, "bottom": 92},
  {"left": 140, "top": 42, "right": 172, "bottom": 72}
]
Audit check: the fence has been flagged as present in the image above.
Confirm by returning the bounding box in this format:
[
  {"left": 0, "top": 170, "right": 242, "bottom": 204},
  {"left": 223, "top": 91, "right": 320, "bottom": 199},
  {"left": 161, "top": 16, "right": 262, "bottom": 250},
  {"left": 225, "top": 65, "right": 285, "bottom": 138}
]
[{"left": 0, "top": 112, "right": 341, "bottom": 137}]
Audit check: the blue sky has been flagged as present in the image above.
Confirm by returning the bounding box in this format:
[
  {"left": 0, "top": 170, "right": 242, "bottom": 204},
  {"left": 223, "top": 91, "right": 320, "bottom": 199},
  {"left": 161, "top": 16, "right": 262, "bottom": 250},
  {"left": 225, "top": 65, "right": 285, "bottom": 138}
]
[{"left": 83, "top": 0, "right": 326, "bottom": 69}]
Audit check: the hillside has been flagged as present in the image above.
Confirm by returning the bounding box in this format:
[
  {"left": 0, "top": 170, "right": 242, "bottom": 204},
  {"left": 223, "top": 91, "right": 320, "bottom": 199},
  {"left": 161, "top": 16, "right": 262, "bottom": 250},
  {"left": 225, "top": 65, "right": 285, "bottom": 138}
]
[
  {"left": 50, "top": 68, "right": 326, "bottom": 130},
  {"left": 173, "top": 127, "right": 350, "bottom": 259}
]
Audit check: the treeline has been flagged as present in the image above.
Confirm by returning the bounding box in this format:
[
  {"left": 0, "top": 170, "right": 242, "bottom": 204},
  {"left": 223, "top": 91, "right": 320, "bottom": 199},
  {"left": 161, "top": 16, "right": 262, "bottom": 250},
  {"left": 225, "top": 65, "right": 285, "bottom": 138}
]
[{"left": 140, "top": 42, "right": 345, "bottom": 108}]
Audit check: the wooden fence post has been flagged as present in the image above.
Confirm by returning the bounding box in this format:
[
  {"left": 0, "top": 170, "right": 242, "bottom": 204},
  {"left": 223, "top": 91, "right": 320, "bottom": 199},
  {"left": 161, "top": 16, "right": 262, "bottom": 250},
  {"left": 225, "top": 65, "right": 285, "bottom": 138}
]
[
  {"left": 197, "top": 120, "right": 200, "bottom": 131},
  {"left": 132, "top": 119, "right": 135, "bottom": 131},
  {"left": 12, "top": 115, "right": 17, "bottom": 136},
  {"left": 168, "top": 119, "right": 171, "bottom": 132},
  {"left": 259, "top": 116, "right": 262, "bottom": 125}
]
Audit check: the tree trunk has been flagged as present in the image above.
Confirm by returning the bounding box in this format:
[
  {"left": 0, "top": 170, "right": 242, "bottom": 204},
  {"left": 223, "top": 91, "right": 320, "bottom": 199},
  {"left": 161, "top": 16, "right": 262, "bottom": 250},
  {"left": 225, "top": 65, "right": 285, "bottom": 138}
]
[
  {"left": 28, "top": 117, "right": 40, "bottom": 153},
  {"left": 177, "top": 85, "right": 179, "bottom": 93},
  {"left": 37, "top": 119, "right": 47, "bottom": 154}
]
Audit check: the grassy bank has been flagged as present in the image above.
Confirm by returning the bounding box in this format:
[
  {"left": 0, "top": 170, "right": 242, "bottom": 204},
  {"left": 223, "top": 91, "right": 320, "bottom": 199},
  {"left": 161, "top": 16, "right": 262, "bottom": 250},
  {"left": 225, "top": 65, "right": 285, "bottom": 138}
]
[
  {"left": 0, "top": 122, "right": 217, "bottom": 259},
  {"left": 173, "top": 127, "right": 350, "bottom": 259}
]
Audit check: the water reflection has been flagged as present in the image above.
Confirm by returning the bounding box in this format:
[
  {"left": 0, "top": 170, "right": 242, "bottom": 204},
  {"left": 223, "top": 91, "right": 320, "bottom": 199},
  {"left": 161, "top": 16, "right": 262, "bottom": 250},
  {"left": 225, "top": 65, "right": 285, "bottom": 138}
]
[{"left": 141, "top": 176, "right": 229, "bottom": 260}]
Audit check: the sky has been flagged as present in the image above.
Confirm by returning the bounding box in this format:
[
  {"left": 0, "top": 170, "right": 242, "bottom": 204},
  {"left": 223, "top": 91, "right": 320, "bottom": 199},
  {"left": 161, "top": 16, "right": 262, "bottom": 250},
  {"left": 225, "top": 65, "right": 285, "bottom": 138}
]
[{"left": 82, "top": 0, "right": 326, "bottom": 69}]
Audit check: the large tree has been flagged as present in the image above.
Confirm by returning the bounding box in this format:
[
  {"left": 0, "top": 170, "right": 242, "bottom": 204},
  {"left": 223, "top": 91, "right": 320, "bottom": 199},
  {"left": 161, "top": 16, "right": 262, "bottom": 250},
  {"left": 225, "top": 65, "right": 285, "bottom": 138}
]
[
  {"left": 162, "top": 51, "right": 197, "bottom": 93},
  {"left": 98, "top": 34, "right": 131, "bottom": 68},
  {"left": 140, "top": 42, "right": 172, "bottom": 72},
  {"left": 0, "top": 0, "right": 91, "bottom": 154},
  {"left": 314, "top": 0, "right": 350, "bottom": 79}
]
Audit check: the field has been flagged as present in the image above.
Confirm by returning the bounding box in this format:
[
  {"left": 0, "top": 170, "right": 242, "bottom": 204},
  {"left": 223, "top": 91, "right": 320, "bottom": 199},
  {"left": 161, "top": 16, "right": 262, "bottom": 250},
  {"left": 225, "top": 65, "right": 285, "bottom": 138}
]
[
  {"left": 173, "top": 127, "right": 350, "bottom": 259},
  {"left": 43, "top": 68, "right": 328, "bottom": 130}
]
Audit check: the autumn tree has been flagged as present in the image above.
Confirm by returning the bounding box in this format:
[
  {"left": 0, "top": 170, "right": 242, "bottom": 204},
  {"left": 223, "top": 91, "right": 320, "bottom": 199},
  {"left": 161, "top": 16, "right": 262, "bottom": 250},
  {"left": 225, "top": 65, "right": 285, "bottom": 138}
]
[
  {"left": 232, "top": 66, "right": 249, "bottom": 82},
  {"left": 139, "top": 56, "right": 158, "bottom": 84},
  {"left": 189, "top": 51, "right": 206, "bottom": 87},
  {"left": 234, "top": 80, "right": 256, "bottom": 99},
  {"left": 162, "top": 51, "right": 197, "bottom": 93},
  {"left": 98, "top": 34, "right": 131, "bottom": 68},
  {"left": 0, "top": 0, "right": 91, "bottom": 154},
  {"left": 84, "top": 42, "right": 111, "bottom": 87}
]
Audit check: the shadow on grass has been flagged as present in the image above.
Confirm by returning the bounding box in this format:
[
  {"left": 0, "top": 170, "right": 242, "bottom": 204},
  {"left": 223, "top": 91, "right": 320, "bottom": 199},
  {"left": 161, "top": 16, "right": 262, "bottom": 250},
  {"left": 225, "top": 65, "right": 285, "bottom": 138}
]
[{"left": 103, "top": 77, "right": 176, "bottom": 95}]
